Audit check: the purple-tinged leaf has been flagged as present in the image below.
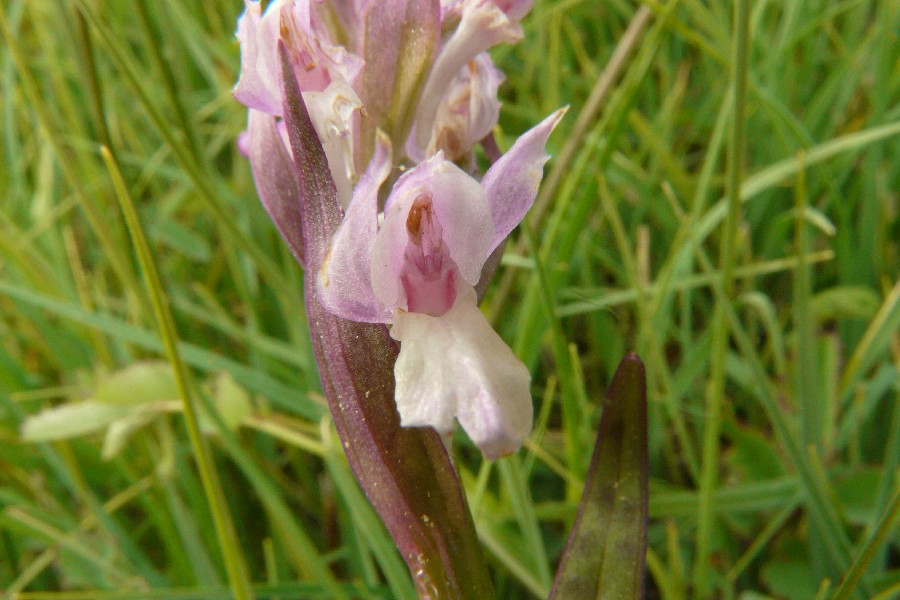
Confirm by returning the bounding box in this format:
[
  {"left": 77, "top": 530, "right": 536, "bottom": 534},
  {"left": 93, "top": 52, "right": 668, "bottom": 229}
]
[
  {"left": 278, "top": 42, "right": 495, "bottom": 599},
  {"left": 247, "top": 108, "right": 305, "bottom": 265},
  {"left": 549, "top": 353, "right": 648, "bottom": 600}
]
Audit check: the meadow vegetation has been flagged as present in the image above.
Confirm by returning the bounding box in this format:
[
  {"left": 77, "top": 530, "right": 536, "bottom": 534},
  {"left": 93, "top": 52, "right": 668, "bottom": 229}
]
[{"left": 0, "top": 0, "right": 898, "bottom": 598}]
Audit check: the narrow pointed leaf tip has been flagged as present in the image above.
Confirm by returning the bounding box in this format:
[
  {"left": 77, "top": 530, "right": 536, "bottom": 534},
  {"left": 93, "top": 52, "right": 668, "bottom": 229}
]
[
  {"left": 550, "top": 353, "right": 648, "bottom": 600},
  {"left": 277, "top": 40, "right": 342, "bottom": 268}
]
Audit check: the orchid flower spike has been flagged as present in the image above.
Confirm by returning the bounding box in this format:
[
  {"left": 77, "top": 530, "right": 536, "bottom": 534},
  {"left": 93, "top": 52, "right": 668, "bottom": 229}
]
[
  {"left": 234, "top": 0, "right": 563, "bottom": 458},
  {"left": 320, "top": 109, "right": 565, "bottom": 458}
]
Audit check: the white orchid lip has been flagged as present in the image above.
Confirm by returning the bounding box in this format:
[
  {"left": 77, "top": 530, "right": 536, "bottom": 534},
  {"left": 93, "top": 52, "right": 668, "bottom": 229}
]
[{"left": 391, "top": 285, "right": 532, "bottom": 460}]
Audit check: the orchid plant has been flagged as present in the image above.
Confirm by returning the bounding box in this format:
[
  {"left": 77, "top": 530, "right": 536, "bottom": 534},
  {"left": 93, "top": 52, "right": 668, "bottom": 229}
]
[
  {"left": 234, "top": 0, "right": 563, "bottom": 459},
  {"left": 232, "top": 0, "right": 646, "bottom": 597}
]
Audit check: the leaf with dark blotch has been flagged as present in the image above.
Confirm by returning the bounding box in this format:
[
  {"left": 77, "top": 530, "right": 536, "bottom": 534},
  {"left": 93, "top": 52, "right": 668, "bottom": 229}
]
[
  {"left": 550, "top": 353, "right": 648, "bottom": 600},
  {"left": 277, "top": 42, "right": 494, "bottom": 599}
]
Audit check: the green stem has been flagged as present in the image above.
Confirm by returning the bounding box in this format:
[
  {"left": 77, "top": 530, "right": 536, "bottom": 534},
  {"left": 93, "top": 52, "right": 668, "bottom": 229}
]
[
  {"left": 101, "top": 147, "right": 255, "bottom": 600},
  {"left": 693, "top": 0, "right": 750, "bottom": 595}
]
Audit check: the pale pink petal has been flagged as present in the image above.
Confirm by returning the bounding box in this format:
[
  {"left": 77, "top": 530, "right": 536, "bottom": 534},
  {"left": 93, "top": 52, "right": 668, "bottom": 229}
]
[
  {"left": 465, "top": 54, "right": 504, "bottom": 145},
  {"left": 233, "top": 0, "right": 282, "bottom": 115},
  {"left": 482, "top": 107, "right": 566, "bottom": 251},
  {"left": 416, "top": 52, "right": 503, "bottom": 162},
  {"left": 236, "top": 129, "right": 251, "bottom": 158},
  {"left": 391, "top": 285, "right": 532, "bottom": 459},
  {"left": 414, "top": 0, "right": 522, "bottom": 150},
  {"left": 496, "top": 0, "right": 534, "bottom": 21},
  {"left": 427, "top": 161, "right": 493, "bottom": 285},
  {"left": 235, "top": 0, "right": 363, "bottom": 116},
  {"left": 369, "top": 162, "right": 428, "bottom": 310},
  {"left": 281, "top": 0, "right": 364, "bottom": 91},
  {"left": 371, "top": 155, "right": 492, "bottom": 309},
  {"left": 318, "top": 132, "right": 393, "bottom": 323},
  {"left": 441, "top": 0, "right": 534, "bottom": 22},
  {"left": 247, "top": 109, "right": 305, "bottom": 264}
]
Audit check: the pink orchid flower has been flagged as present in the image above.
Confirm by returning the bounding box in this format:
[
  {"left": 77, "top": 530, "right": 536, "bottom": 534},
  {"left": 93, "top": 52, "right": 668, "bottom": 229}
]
[
  {"left": 236, "top": 0, "right": 364, "bottom": 211},
  {"left": 234, "top": 0, "right": 562, "bottom": 458},
  {"left": 319, "top": 109, "right": 565, "bottom": 458}
]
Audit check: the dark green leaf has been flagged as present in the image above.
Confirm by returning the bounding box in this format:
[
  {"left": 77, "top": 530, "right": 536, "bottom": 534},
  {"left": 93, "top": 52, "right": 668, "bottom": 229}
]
[{"left": 550, "top": 353, "right": 648, "bottom": 600}]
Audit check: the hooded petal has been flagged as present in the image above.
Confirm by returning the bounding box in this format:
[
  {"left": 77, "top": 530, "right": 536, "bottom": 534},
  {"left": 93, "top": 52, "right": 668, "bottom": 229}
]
[
  {"left": 304, "top": 80, "right": 363, "bottom": 209},
  {"left": 482, "top": 107, "right": 566, "bottom": 251},
  {"left": 414, "top": 1, "right": 522, "bottom": 151},
  {"left": 371, "top": 155, "right": 493, "bottom": 309},
  {"left": 318, "top": 132, "right": 393, "bottom": 323},
  {"left": 247, "top": 109, "right": 305, "bottom": 264},
  {"left": 391, "top": 285, "right": 532, "bottom": 459},
  {"left": 411, "top": 52, "right": 504, "bottom": 162}
]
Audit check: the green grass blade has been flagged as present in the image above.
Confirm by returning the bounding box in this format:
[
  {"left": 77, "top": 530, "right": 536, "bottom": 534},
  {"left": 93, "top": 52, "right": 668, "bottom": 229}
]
[{"left": 100, "top": 146, "right": 255, "bottom": 600}]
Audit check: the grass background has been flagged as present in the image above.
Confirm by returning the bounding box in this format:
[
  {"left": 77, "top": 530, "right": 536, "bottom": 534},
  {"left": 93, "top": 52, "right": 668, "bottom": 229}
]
[{"left": 1, "top": 0, "right": 899, "bottom": 598}]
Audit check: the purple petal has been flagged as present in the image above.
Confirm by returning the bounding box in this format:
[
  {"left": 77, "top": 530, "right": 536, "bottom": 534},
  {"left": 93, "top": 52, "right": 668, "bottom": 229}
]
[
  {"left": 483, "top": 107, "right": 566, "bottom": 252},
  {"left": 318, "top": 132, "right": 393, "bottom": 323},
  {"left": 247, "top": 109, "right": 305, "bottom": 265},
  {"left": 391, "top": 285, "right": 532, "bottom": 459}
]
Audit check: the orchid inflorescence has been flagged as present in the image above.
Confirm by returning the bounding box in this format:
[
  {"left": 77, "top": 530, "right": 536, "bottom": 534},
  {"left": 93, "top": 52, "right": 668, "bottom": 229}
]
[{"left": 233, "top": 0, "right": 563, "bottom": 459}]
